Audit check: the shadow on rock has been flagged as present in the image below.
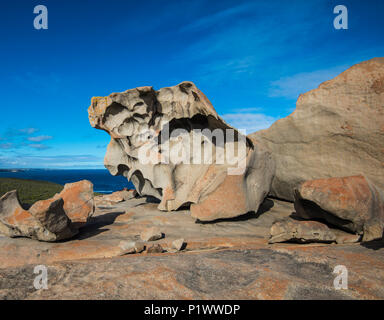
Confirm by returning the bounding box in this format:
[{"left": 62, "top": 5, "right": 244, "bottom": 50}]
[
  {"left": 74, "top": 211, "right": 126, "bottom": 240},
  {"left": 196, "top": 198, "right": 274, "bottom": 224},
  {"left": 360, "top": 238, "right": 384, "bottom": 251}
]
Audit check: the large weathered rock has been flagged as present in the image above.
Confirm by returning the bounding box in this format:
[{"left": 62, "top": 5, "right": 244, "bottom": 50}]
[
  {"left": 29, "top": 197, "right": 77, "bottom": 240},
  {"left": 88, "top": 81, "right": 275, "bottom": 221},
  {"left": 269, "top": 217, "right": 336, "bottom": 244},
  {"left": 0, "top": 190, "right": 77, "bottom": 241},
  {"left": 294, "top": 175, "right": 384, "bottom": 242},
  {"left": 249, "top": 58, "right": 384, "bottom": 201},
  {"left": 54, "top": 180, "right": 94, "bottom": 227}
]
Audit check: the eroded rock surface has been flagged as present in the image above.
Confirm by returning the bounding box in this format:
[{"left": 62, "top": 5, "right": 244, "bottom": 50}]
[
  {"left": 88, "top": 81, "right": 275, "bottom": 221},
  {"left": 140, "top": 227, "right": 163, "bottom": 242},
  {"left": 118, "top": 241, "right": 145, "bottom": 255},
  {"left": 0, "top": 180, "right": 94, "bottom": 242},
  {"left": 269, "top": 217, "right": 336, "bottom": 244},
  {"left": 294, "top": 175, "right": 384, "bottom": 242},
  {"left": 0, "top": 191, "right": 77, "bottom": 242},
  {"left": 53, "top": 180, "right": 94, "bottom": 227},
  {"left": 249, "top": 58, "right": 384, "bottom": 201},
  {"left": 95, "top": 189, "right": 136, "bottom": 204},
  {"left": 29, "top": 197, "right": 77, "bottom": 240}
]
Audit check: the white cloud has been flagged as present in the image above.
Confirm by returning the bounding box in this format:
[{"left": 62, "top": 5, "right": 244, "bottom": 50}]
[
  {"left": 19, "top": 128, "right": 39, "bottom": 134},
  {"left": 28, "top": 144, "right": 51, "bottom": 150},
  {"left": 221, "top": 112, "right": 276, "bottom": 135},
  {"left": 0, "top": 143, "right": 13, "bottom": 150},
  {"left": 269, "top": 65, "right": 349, "bottom": 100},
  {"left": 27, "top": 135, "right": 52, "bottom": 142}
]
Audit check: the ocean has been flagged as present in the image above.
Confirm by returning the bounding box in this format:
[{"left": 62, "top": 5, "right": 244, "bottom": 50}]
[{"left": 0, "top": 169, "right": 134, "bottom": 194}]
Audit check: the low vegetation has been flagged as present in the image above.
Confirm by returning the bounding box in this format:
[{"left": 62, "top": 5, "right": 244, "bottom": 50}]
[{"left": 0, "top": 177, "right": 63, "bottom": 206}]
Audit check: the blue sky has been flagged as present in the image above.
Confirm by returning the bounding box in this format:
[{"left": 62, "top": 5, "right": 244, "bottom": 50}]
[{"left": 0, "top": 0, "right": 383, "bottom": 168}]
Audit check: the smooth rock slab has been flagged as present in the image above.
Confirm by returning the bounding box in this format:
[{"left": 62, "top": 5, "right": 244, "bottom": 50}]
[
  {"left": 2, "top": 245, "right": 384, "bottom": 299},
  {"left": 0, "top": 196, "right": 293, "bottom": 268}
]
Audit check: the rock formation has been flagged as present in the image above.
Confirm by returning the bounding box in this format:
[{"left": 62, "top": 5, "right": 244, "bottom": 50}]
[
  {"left": 294, "top": 175, "right": 384, "bottom": 242},
  {"left": 88, "top": 81, "right": 275, "bottom": 221},
  {"left": 53, "top": 180, "right": 95, "bottom": 228},
  {"left": 0, "top": 190, "right": 77, "bottom": 241},
  {"left": 249, "top": 58, "right": 384, "bottom": 201},
  {"left": 95, "top": 188, "right": 136, "bottom": 205},
  {"left": 269, "top": 217, "right": 336, "bottom": 244},
  {"left": 0, "top": 180, "right": 94, "bottom": 241}
]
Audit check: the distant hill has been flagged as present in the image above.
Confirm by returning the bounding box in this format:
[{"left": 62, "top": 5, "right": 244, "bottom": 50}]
[{"left": 0, "top": 177, "right": 63, "bottom": 207}]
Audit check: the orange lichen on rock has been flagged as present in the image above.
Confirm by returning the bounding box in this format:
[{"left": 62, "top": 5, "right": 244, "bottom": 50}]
[{"left": 54, "top": 180, "right": 94, "bottom": 227}]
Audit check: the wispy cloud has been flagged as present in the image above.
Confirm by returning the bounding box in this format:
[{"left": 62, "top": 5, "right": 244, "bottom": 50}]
[
  {"left": 19, "top": 128, "right": 39, "bottom": 134},
  {"left": 221, "top": 112, "right": 276, "bottom": 135},
  {"left": 27, "top": 135, "right": 53, "bottom": 142},
  {"left": 0, "top": 128, "right": 52, "bottom": 151},
  {"left": 0, "top": 143, "right": 13, "bottom": 150},
  {"left": 179, "top": 2, "right": 257, "bottom": 33},
  {"left": 28, "top": 144, "right": 51, "bottom": 150},
  {"left": 3, "top": 128, "right": 39, "bottom": 140},
  {"left": 171, "top": 0, "right": 325, "bottom": 86},
  {"left": 268, "top": 65, "right": 350, "bottom": 100}
]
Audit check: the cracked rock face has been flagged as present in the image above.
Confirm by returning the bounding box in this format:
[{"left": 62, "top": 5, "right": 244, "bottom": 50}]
[{"left": 88, "top": 81, "right": 275, "bottom": 221}]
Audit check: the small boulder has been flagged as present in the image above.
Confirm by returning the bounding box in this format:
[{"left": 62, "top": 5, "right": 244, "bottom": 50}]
[
  {"left": 172, "top": 238, "right": 185, "bottom": 251},
  {"left": 146, "top": 244, "right": 164, "bottom": 253},
  {"left": 334, "top": 230, "right": 361, "bottom": 244},
  {"left": 140, "top": 227, "right": 163, "bottom": 242},
  {"left": 118, "top": 240, "right": 145, "bottom": 255},
  {"left": 294, "top": 175, "right": 384, "bottom": 242},
  {"left": 100, "top": 189, "right": 136, "bottom": 203},
  {"left": 269, "top": 217, "right": 336, "bottom": 244}
]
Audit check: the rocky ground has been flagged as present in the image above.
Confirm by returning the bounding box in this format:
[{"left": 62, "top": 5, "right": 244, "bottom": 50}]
[{"left": 1, "top": 195, "right": 383, "bottom": 300}]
